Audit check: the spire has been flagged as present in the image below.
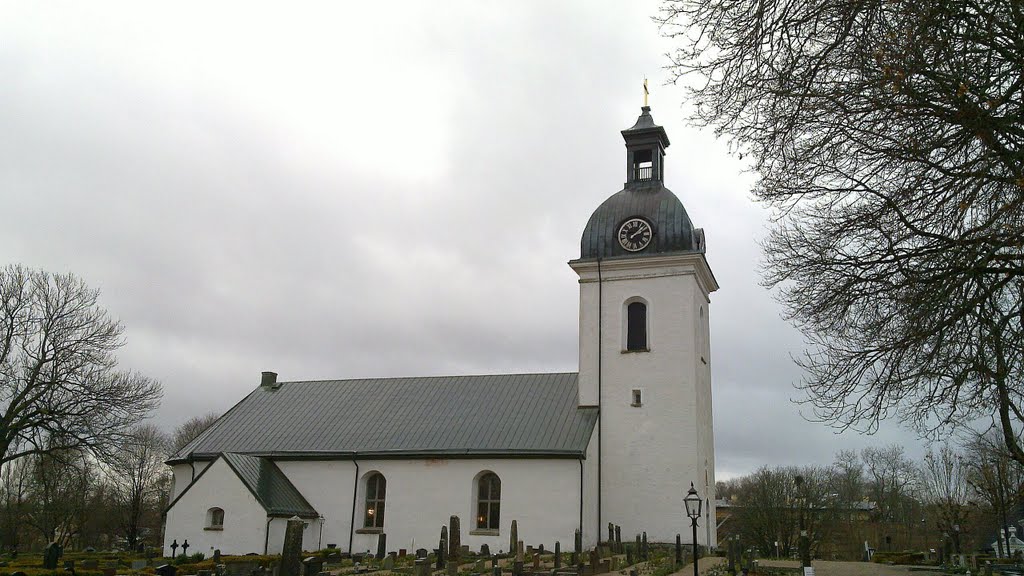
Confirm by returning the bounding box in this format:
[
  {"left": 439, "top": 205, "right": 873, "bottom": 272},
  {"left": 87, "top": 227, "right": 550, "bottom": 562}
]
[{"left": 621, "top": 106, "right": 670, "bottom": 188}]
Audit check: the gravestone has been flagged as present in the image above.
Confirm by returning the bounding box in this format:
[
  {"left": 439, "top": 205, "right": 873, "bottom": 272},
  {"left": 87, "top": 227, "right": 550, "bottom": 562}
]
[
  {"left": 608, "top": 524, "right": 614, "bottom": 546},
  {"left": 641, "top": 533, "right": 648, "bottom": 561},
  {"left": 626, "top": 546, "right": 633, "bottom": 566},
  {"left": 439, "top": 525, "right": 448, "bottom": 569},
  {"left": 449, "top": 516, "right": 462, "bottom": 563},
  {"left": 376, "top": 533, "right": 387, "bottom": 560},
  {"left": 382, "top": 554, "right": 395, "bottom": 571},
  {"left": 280, "top": 517, "right": 305, "bottom": 576},
  {"left": 589, "top": 550, "right": 599, "bottom": 573},
  {"left": 481, "top": 544, "right": 490, "bottom": 557},
  {"left": 43, "top": 542, "right": 62, "bottom": 570},
  {"left": 615, "top": 527, "right": 622, "bottom": 553},
  {"left": 303, "top": 557, "right": 325, "bottom": 576},
  {"left": 509, "top": 521, "right": 518, "bottom": 558},
  {"left": 554, "top": 542, "right": 561, "bottom": 570},
  {"left": 181, "top": 540, "right": 190, "bottom": 558},
  {"left": 533, "top": 554, "right": 541, "bottom": 570},
  {"left": 214, "top": 550, "right": 222, "bottom": 564},
  {"left": 416, "top": 549, "right": 428, "bottom": 559},
  {"left": 513, "top": 541, "right": 524, "bottom": 576},
  {"left": 462, "top": 545, "right": 470, "bottom": 557},
  {"left": 155, "top": 565, "right": 177, "bottom": 576},
  {"left": 675, "top": 535, "right": 682, "bottom": 566},
  {"left": 574, "top": 529, "right": 582, "bottom": 573},
  {"left": 399, "top": 550, "right": 407, "bottom": 558},
  {"left": 415, "top": 559, "right": 431, "bottom": 576}
]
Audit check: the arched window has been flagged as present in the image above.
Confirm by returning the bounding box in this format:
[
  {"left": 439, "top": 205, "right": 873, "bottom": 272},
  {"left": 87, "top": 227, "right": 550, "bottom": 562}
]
[
  {"left": 206, "top": 507, "right": 224, "bottom": 529},
  {"left": 364, "top": 473, "right": 386, "bottom": 528},
  {"left": 626, "top": 301, "right": 647, "bottom": 351},
  {"left": 476, "top": 472, "right": 500, "bottom": 530}
]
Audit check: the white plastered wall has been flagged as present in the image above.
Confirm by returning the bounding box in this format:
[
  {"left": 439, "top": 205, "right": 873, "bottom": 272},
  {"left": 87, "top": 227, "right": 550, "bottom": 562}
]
[
  {"left": 573, "top": 253, "right": 718, "bottom": 545},
  {"left": 163, "top": 458, "right": 270, "bottom": 556},
  {"left": 165, "top": 457, "right": 586, "bottom": 556}
]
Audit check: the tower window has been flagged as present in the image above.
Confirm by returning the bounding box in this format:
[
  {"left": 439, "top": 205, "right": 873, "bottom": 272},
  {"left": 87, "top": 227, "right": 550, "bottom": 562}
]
[
  {"left": 631, "top": 389, "right": 643, "bottom": 407},
  {"left": 626, "top": 301, "right": 648, "bottom": 351},
  {"left": 364, "top": 473, "right": 386, "bottom": 528}
]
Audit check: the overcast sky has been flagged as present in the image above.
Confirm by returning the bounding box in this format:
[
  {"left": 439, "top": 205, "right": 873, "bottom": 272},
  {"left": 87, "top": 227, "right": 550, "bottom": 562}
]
[{"left": 0, "top": 1, "right": 926, "bottom": 479}]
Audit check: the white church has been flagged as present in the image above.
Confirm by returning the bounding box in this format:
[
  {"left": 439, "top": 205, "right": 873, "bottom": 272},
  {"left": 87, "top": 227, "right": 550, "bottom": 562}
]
[{"left": 162, "top": 105, "right": 719, "bottom": 556}]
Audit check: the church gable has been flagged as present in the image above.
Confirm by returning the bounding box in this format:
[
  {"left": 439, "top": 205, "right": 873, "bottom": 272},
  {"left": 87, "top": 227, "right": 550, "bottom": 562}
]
[{"left": 171, "top": 373, "right": 598, "bottom": 461}]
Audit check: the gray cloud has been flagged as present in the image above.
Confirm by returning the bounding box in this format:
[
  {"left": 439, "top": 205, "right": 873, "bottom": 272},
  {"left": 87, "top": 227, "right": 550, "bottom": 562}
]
[{"left": 0, "top": 0, "right": 926, "bottom": 478}]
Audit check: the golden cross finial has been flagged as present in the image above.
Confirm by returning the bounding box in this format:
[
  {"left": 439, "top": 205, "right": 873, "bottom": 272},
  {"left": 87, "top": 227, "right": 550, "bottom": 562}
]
[{"left": 643, "top": 78, "right": 649, "bottom": 107}]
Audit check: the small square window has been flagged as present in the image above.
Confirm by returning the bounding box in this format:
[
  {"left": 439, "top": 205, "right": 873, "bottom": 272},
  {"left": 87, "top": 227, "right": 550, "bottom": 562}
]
[{"left": 631, "top": 389, "right": 642, "bottom": 407}]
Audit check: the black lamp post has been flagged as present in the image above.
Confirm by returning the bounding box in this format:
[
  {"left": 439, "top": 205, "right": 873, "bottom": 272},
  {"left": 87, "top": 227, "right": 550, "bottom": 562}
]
[{"left": 685, "top": 483, "right": 703, "bottom": 576}]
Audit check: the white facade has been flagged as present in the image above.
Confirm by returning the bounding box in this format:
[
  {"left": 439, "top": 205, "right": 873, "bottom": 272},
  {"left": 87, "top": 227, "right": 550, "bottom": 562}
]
[
  {"left": 166, "top": 457, "right": 584, "bottom": 556},
  {"left": 572, "top": 253, "right": 718, "bottom": 546},
  {"left": 164, "top": 458, "right": 322, "bottom": 556}
]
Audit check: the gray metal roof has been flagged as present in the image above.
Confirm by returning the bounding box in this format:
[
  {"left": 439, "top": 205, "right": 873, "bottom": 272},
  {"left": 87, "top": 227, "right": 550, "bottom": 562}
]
[
  {"left": 172, "top": 373, "right": 597, "bottom": 461},
  {"left": 222, "top": 453, "right": 319, "bottom": 518},
  {"left": 579, "top": 184, "right": 696, "bottom": 259}
]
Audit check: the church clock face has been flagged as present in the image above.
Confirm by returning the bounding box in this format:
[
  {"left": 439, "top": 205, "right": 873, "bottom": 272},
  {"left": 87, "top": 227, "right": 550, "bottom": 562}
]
[{"left": 618, "top": 217, "right": 653, "bottom": 252}]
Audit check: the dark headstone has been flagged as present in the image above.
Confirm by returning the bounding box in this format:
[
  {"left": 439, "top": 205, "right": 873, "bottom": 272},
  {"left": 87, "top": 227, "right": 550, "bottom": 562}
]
[
  {"left": 510, "top": 521, "right": 518, "bottom": 558},
  {"left": 513, "top": 541, "right": 524, "bottom": 576},
  {"left": 626, "top": 546, "right": 633, "bottom": 566},
  {"left": 415, "top": 559, "right": 431, "bottom": 576},
  {"left": 439, "top": 526, "right": 448, "bottom": 569},
  {"left": 589, "top": 550, "right": 599, "bottom": 571},
  {"left": 634, "top": 535, "right": 641, "bottom": 560},
  {"left": 399, "top": 550, "right": 407, "bottom": 558},
  {"left": 641, "top": 533, "right": 648, "bottom": 561},
  {"left": 554, "top": 542, "right": 561, "bottom": 570},
  {"left": 43, "top": 542, "right": 62, "bottom": 570},
  {"left": 182, "top": 540, "right": 190, "bottom": 558},
  {"left": 214, "top": 550, "right": 222, "bottom": 564},
  {"left": 481, "top": 544, "right": 490, "bottom": 556},
  {"left": 615, "top": 527, "right": 622, "bottom": 553},
  {"left": 416, "top": 549, "right": 428, "bottom": 559},
  {"left": 675, "top": 535, "right": 682, "bottom": 566},
  {"left": 280, "top": 517, "right": 305, "bottom": 576},
  {"left": 376, "top": 533, "right": 387, "bottom": 561},
  {"left": 574, "top": 529, "right": 582, "bottom": 573},
  {"left": 449, "top": 516, "right": 462, "bottom": 562},
  {"left": 608, "top": 524, "right": 614, "bottom": 545},
  {"left": 303, "top": 557, "right": 324, "bottom": 576},
  {"left": 155, "top": 565, "right": 177, "bottom": 576}
]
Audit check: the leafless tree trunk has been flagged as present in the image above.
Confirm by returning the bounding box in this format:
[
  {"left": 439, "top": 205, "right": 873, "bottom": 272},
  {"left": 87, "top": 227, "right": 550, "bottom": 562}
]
[{"left": 106, "top": 424, "right": 169, "bottom": 549}]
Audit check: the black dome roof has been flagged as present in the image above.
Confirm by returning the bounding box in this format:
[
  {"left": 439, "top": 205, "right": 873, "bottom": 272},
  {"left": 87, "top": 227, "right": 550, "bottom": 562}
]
[
  {"left": 580, "top": 184, "right": 696, "bottom": 259},
  {"left": 578, "top": 105, "right": 701, "bottom": 260}
]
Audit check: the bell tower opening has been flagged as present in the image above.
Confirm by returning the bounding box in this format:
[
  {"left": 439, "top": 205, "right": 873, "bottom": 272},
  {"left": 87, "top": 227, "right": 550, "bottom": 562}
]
[{"left": 622, "top": 106, "right": 670, "bottom": 188}]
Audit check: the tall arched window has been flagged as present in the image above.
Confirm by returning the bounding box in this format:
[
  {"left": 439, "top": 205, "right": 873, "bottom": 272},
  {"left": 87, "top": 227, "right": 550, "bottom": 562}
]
[
  {"left": 206, "top": 507, "right": 224, "bottom": 529},
  {"left": 364, "top": 473, "right": 386, "bottom": 528},
  {"left": 476, "top": 472, "right": 501, "bottom": 530},
  {"left": 626, "top": 301, "right": 647, "bottom": 351}
]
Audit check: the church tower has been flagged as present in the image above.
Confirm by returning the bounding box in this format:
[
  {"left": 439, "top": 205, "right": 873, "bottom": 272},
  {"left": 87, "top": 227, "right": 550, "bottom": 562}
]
[{"left": 570, "top": 106, "right": 718, "bottom": 546}]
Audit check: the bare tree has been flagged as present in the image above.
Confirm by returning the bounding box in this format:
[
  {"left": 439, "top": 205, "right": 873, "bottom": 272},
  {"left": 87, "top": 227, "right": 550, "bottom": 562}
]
[
  {"left": 658, "top": 1, "right": 1024, "bottom": 460},
  {"left": 168, "top": 413, "right": 219, "bottom": 456},
  {"left": 0, "top": 265, "right": 162, "bottom": 465},
  {"left": 23, "top": 449, "right": 94, "bottom": 546},
  {"left": 861, "top": 445, "right": 918, "bottom": 524},
  {"left": 106, "top": 424, "right": 168, "bottom": 550},
  {"left": 965, "top": 431, "right": 1024, "bottom": 557},
  {"left": 919, "top": 444, "right": 971, "bottom": 555}
]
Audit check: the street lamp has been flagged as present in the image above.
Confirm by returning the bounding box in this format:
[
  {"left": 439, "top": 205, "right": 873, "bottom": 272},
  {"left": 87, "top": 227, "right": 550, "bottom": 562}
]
[{"left": 685, "top": 483, "right": 703, "bottom": 576}]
